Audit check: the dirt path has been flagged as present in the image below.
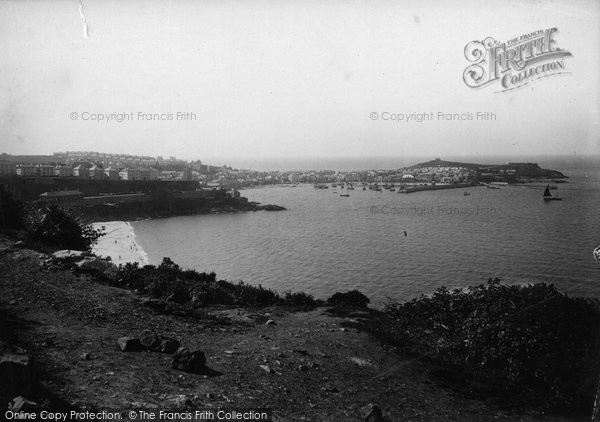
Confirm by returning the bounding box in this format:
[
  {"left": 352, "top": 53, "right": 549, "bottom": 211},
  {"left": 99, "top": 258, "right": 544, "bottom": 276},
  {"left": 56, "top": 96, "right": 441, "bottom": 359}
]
[{"left": 0, "top": 241, "right": 567, "bottom": 421}]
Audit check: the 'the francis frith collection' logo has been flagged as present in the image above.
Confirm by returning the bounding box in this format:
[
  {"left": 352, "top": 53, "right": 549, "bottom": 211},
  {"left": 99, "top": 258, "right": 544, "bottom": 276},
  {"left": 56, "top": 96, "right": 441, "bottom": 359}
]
[{"left": 463, "top": 28, "right": 572, "bottom": 92}]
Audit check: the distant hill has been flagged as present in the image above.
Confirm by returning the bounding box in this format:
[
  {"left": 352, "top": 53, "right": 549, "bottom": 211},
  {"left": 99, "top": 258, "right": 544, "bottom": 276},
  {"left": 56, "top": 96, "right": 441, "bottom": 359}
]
[{"left": 410, "top": 159, "right": 567, "bottom": 179}]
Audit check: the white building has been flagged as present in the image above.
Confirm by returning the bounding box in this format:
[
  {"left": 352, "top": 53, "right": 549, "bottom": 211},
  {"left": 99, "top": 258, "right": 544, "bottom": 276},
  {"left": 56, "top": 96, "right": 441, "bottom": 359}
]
[{"left": 119, "top": 168, "right": 141, "bottom": 181}]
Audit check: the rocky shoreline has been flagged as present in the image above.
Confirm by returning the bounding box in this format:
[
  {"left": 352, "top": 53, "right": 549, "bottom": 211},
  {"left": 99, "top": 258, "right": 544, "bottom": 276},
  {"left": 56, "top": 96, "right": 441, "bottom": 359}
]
[{"left": 74, "top": 199, "right": 286, "bottom": 224}]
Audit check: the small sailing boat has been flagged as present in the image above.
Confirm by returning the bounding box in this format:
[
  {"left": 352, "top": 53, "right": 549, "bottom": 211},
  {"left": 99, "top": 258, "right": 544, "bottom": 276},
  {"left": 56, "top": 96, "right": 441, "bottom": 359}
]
[{"left": 543, "top": 184, "right": 562, "bottom": 201}]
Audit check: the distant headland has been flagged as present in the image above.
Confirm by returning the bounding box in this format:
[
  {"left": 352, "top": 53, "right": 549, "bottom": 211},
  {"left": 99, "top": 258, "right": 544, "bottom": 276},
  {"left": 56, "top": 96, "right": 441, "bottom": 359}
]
[{"left": 410, "top": 158, "right": 567, "bottom": 180}]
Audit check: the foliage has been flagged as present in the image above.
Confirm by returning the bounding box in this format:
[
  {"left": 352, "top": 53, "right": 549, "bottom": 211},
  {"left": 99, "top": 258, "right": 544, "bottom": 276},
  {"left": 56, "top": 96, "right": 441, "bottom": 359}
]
[
  {"left": 115, "top": 257, "right": 288, "bottom": 308},
  {"left": 284, "top": 291, "right": 322, "bottom": 308},
  {"left": 374, "top": 278, "right": 600, "bottom": 415},
  {"left": 327, "top": 290, "right": 370, "bottom": 309},
  {"left": 23, "top": 201, "right": 104, "bottom": 250},
  {"left": 114, "top": 257, "right": 323, "bottom": 309},
  {"left": 222, "top": 281, "right": 281, "bottom": 307}
]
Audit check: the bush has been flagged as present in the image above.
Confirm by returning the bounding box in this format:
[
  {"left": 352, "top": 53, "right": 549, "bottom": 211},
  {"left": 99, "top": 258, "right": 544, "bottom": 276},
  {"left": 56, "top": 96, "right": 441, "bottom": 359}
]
[
  {"left": 114, "top": 257, "right": 282, "bottom": 308},
  {"left": 24, "top": 202, "right": 104, "bottom": 250},
  {"left": 327, "top": 290, "right": 370, "bottom": 309},
  {"left": 375, "top": 279, "right": 600, "bottom": 416},
  {"left": 283, "top": 291, "right": 322, "bottom": 308},
  {"left": 222, "top": 281, "right": 279, "bottom": 307}
]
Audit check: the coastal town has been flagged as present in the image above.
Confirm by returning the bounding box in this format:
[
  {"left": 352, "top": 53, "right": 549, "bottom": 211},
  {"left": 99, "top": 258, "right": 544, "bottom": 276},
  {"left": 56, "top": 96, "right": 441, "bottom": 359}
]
[
  {"left": 0, "top": 150, "right": 569, "bottom": 224},
  {"left": 0, "top": 151, "right": 566, "bottom": 191},
  {"left": 0, "top": 151, "right": 568, "bottom": 220}
]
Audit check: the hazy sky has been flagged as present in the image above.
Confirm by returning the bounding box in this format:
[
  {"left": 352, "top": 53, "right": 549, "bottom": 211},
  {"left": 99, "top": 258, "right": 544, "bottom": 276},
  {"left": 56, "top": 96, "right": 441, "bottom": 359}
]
[{"left": 1, "top": 0, "right": 598, "bottom": 165}]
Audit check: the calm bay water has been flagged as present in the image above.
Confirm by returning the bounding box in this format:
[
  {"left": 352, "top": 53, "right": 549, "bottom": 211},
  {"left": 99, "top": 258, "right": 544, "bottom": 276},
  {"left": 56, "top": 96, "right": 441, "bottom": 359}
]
[{"left": 133, "top": 168, "right": 600, "bottom": 306}]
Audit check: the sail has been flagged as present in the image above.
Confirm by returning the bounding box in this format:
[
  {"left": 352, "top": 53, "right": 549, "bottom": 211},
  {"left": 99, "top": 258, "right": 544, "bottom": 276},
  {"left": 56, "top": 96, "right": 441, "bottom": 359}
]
[{"left": 543, "top": 185, "right": 552, "bottom": 198}]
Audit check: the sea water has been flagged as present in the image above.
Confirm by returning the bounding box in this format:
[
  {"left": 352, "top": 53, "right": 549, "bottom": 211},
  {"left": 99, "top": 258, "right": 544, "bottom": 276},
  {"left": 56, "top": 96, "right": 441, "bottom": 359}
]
[{"left": 132, "top": 164, "right": 600, "bottom": 306}]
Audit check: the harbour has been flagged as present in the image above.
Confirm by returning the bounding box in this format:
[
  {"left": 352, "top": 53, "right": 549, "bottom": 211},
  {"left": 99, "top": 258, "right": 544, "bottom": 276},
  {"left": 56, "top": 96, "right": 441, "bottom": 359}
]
[{"left": 128, "top": 166, "right": 600, "bottom": 306}]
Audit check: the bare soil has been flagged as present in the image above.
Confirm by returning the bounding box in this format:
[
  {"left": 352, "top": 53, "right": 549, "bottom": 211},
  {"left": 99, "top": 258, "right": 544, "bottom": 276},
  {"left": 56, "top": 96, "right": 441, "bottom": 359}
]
[{"left": 0, "top": 238, "right": 575, "bottom": 421}]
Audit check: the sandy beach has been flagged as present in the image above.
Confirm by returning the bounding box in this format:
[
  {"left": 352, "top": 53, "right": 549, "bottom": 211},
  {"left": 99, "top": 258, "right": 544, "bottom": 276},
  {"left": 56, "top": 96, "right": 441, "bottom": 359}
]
[{"left": 91, "top": 221, "right": 149, "bottom": 266}]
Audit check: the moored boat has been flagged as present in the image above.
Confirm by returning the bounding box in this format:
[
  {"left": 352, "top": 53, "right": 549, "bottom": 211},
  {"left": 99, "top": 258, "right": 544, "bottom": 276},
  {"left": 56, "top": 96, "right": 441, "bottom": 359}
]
[{"left": 543, "top": 184, "right": 562, "bottom": 201}]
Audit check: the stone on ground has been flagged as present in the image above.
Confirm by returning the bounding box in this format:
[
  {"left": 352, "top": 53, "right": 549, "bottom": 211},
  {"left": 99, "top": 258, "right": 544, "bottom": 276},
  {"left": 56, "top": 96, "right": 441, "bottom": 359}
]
[
  {"left": 117, "top": 337, "right": 142, "bottom": 352},
  {"left": 139, "top": 329, "right": 161, "bottom": 350},
  {"left": 171, "top": 347, "right": 206, "bottom": 374}
]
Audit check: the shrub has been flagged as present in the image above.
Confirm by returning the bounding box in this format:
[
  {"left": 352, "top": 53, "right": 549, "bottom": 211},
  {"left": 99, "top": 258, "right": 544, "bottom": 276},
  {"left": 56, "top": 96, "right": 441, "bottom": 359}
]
[
  {"left": 375, "top": 279, "right": 600, "bottom": 416},
  {"left": 327, "top": 290, "right": 370, "bottom": 309},
  {"left": 114, "top": 257, "right": 282, "bottom": 308},
  {"left": 24, "top": 202, "right": 103, "bottom": 250},
  {"left": 283, "top": 291, "right": 322, "bottom": 308},
  {"left": 221, "top": 281, "right": 279, "bottom": 307}
]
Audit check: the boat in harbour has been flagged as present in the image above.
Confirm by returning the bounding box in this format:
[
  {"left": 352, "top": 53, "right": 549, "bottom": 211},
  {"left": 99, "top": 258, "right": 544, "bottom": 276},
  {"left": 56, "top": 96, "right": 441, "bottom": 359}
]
[{"left": 543, "top": 184, "right": 562, "bottom": 201}]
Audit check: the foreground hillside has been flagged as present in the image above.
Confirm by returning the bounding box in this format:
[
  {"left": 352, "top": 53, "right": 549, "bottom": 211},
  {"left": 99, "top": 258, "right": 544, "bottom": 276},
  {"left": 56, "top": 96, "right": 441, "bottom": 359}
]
[{"left": 0, "top": 237, "right": 571, "bottom": 421}]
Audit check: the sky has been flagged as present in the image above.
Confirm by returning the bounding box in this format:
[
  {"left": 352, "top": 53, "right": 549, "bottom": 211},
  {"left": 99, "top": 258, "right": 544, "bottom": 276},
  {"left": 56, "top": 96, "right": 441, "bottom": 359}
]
[{"left": 1, "top": 0, "right": 599, "bottom": 168}]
